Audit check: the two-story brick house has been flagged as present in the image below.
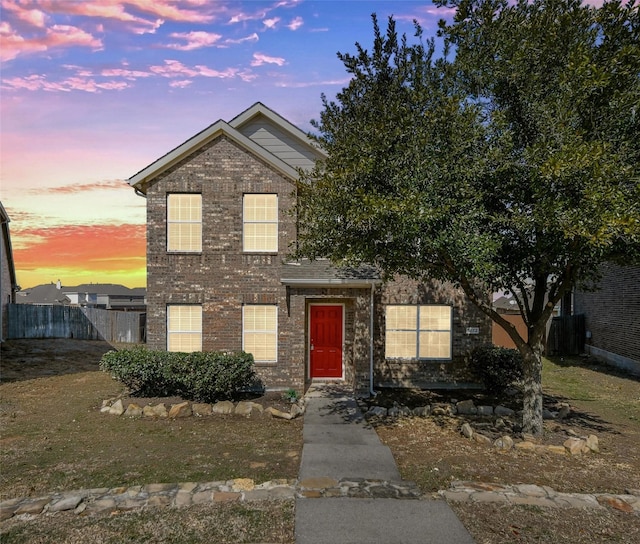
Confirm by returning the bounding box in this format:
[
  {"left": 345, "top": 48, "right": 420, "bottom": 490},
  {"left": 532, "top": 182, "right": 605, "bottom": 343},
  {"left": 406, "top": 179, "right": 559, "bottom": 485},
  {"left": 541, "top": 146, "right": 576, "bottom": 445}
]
[{"left": 129, "top": 103, "right": 490, "bottom": 395}]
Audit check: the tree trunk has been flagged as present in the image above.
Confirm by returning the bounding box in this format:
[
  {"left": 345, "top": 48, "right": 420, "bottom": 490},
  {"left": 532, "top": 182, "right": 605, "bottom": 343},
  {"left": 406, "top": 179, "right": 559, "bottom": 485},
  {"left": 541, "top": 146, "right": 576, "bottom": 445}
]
[{"left": 521, "top": 348, "right": 544, "bottom": 436}]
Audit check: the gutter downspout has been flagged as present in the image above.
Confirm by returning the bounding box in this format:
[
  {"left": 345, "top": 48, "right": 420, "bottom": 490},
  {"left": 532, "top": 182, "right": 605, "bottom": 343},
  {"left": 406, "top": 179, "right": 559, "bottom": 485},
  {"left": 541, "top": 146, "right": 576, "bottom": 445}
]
[{"left": 369, "top": 282, "right": 376, "bottom": 397}]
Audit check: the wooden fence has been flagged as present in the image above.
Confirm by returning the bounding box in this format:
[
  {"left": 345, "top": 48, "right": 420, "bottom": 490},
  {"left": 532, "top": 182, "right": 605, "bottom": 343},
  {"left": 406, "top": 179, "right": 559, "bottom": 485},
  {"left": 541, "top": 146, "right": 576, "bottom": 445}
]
[
  {"left": 7, "top": 304, "right": 146, "bottom": 344},
  {"left": 546, "top": 314, "right": 585, "bottom": 356}
]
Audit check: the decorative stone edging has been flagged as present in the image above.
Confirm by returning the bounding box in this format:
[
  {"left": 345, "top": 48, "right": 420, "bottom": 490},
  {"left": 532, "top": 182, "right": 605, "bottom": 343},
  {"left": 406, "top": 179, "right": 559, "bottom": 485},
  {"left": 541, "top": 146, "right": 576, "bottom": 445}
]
[
  {"left": 440, "top": 481, "right": 640, "bottom": 514},
  {"left": 363, "top": 398, "right": 602, "bottom": 456},
  {"left": 0, "top": 478, "right": 419, "bottom": 522},
  {"left": 100, "top": 398, "right": 305, "bottom": 420},
  {"left": 3, "top": 478, "right": 639, "bottom": 522},
  {"left": 0, "top": 479, "right": 296, "bottom": 522}
]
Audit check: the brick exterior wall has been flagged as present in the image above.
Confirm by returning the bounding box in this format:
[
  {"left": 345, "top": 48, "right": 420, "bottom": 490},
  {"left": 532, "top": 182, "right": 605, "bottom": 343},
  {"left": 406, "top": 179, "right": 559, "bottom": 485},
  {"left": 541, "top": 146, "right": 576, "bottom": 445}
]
[
  {"left": 144, "top": 129, "right": 492, "bottom": 392},
  {"left": 1, "top": 242, "right": 11, "bottom": 340},
  {"left": 375, "top": 277, "right": 491, "bottom": 389},
  {"left": 146, "top": 135, "right": 298, "bottom": 389},
  {"left": 574, "top": 264, "right": 640, "bottom": 364}
]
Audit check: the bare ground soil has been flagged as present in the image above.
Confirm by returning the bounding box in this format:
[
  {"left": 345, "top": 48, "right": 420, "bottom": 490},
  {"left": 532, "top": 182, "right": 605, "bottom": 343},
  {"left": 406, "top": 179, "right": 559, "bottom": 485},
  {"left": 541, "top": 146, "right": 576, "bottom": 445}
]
[
  {"left": 1, "top": 340, "right": 639, "bottom": 543},
  {"left": 0, "top": 339, "right": 300, "bottom": 543},
  {"left": 369, "top": 355, "right": 640, "bottom": 542}
]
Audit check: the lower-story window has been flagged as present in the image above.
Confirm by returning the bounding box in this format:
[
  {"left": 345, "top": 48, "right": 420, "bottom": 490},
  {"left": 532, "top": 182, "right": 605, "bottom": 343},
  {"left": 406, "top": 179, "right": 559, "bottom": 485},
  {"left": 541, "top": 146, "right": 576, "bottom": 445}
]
[
  {"left": 167, "top": 305, "right": 202, "bottom": 352},
  {"left": 243, "top": 305, "right": 277, "bottom": 362},
  {"left": 385, "top": 305, "right": 452, "bottom": 359}
]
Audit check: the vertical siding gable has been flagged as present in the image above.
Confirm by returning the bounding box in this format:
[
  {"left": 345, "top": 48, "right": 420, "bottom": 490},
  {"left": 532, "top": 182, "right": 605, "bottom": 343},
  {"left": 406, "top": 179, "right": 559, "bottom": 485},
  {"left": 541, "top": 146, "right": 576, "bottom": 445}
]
[{"left": 237, "top": 118, "right": 321, "bottom": 171}]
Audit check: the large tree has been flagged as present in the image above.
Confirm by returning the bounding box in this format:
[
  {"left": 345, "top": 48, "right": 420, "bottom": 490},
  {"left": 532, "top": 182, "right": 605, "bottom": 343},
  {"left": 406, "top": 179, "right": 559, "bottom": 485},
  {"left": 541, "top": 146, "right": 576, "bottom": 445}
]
[{"left": 295, "top": 0, "right": 640, "bottom": 434}]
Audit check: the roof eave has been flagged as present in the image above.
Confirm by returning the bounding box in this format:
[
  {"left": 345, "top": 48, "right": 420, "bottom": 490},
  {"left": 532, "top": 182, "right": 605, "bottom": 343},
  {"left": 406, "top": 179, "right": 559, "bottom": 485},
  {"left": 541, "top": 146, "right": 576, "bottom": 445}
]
[{"left": 281, "top": 278, "right": 381, "bottom": 288}]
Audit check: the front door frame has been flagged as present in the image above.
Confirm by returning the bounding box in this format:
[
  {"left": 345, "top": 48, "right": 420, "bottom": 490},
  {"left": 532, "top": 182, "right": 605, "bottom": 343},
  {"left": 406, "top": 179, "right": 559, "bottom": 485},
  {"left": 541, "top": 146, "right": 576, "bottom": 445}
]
[{"left": 307, "top": 302, "right": 345, "bottom": 380}]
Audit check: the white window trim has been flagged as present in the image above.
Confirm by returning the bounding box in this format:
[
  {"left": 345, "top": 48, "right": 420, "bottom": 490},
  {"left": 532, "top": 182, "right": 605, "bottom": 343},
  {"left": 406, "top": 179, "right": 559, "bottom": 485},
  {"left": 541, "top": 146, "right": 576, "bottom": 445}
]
[
  {"left": 242, "top": 194, "right": 278, "bottom": 253},
  {"left": 242, "top": 304, "right": 278, "bottom": 363},
  {"left": 385, "top": 304, "right": 452, "bottom": 361}
]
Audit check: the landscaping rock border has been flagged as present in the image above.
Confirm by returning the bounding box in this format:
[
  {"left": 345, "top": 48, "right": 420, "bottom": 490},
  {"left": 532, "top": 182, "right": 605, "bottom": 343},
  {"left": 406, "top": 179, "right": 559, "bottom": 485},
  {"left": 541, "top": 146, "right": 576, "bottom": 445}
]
[
  {"left": 100, "top": 398, "right": 305, "bottom": 420},
  {"left": 2, "top": 479, "right": 638, "bottom": 522},
  {"left": 362, "top": 398, "right": 599, "bottom": 456},
  {"left": 440, "top": 481, "right": 640, "bottom": 514}
]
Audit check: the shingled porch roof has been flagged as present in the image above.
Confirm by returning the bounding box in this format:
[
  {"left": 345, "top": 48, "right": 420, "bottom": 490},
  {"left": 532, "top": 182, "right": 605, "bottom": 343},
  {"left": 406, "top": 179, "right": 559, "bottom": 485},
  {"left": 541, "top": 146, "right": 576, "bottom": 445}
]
[{"left": 281, "top": 259, "right": 381, "bottom": 288}]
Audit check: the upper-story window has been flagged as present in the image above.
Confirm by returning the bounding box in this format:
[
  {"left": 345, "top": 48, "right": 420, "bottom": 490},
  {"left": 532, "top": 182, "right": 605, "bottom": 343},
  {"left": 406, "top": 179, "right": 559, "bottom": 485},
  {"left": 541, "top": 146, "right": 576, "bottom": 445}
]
[
  {"left": 385, "top": 305, "right": 452, "bottom": 359},
  {"left": 167, "top": 194, "right": 202, "bottom": 252},
  {"left": 243, "top": 194, "right": 278, "bottom": 252}
]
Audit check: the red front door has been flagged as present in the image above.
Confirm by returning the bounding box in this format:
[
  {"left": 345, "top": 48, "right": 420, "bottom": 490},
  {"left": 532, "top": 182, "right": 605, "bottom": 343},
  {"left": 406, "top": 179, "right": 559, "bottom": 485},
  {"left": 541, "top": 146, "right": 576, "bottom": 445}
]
[{"left": 310, "top": 305, "right": 343, "bottom": 378}]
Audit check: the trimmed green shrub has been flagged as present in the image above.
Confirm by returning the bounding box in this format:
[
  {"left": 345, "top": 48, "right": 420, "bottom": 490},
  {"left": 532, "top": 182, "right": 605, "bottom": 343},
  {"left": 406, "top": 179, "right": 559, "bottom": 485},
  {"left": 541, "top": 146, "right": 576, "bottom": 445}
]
[
  {"left": 100, "top": 348, "right": 260, "bottom": 402},
  {"left": 470, "top": 345, "right": 524, "bottom": 395}
]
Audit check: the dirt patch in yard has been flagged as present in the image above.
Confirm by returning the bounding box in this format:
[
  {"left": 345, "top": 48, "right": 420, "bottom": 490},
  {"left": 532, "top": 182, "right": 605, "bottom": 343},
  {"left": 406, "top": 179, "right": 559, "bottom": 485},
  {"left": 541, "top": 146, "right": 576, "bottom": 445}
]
[
  {"left": 0, "top": 339, "right": 303, "bottom": 500},
  {"left": 1, "top": 500, "right": 295, "bottom": 544},
  {"left": 371, "top": 356, "right": 640, "bottom": 543}
]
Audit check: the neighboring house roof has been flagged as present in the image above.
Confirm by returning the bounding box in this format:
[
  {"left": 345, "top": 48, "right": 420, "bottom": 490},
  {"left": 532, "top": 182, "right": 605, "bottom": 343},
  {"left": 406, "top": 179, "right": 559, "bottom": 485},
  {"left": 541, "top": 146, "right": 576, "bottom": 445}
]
[
  {"left": 15, "top": 283, "right": 71, "bottom": 305},
  {"left": 0, "top": 201, "right": 18, "bottom": 295},
  {"left": 128, "top": 102, "right": 325, "bottom": 194},
  {"left": 281, "top": 259, "right": 381, "bottom": 288},
  {"left": 66, "top": 284, "right": 145, "bottom": 297},
  {"left": 16, "top": 283, "right": 145, "bottom": 305},
  {"left": 493, "top": 295, "right": 522, "bottom": 313}
]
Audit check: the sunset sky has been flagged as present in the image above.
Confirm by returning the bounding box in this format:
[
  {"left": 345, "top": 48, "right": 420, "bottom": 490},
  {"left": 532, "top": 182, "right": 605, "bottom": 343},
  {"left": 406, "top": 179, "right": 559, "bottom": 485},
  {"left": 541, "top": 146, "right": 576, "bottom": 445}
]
[
  {"left": 0, "top": 0, "right": 606, "bottom": 290},
  {"left": 2, "top": 0, "right": 456, "bottom": 289}
]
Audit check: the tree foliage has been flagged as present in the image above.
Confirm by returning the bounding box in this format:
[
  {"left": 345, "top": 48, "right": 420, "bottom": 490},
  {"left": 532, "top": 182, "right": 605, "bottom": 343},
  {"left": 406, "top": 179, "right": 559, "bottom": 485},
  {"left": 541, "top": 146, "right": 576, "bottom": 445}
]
[{"left": 296, "top": 0, "right": 640, "bottom": 433}]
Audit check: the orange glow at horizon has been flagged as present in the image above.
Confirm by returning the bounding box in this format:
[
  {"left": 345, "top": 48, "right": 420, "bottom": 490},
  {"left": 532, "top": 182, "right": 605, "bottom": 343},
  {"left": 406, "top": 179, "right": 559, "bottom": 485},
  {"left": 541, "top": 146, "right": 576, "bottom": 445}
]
[{"left": 12, "top": 223, "right": 146, "bottom": 289}]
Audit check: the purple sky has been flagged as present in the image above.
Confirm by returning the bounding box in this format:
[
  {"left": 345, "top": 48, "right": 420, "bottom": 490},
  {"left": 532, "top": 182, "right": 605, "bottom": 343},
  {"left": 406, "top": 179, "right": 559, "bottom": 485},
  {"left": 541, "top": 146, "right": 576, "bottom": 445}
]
[
  {"left": 1, "top": 0, "right": 455, "bottom": 288},
  {"left": 0, "top": 1, "right": 609, "bottom": 288}
]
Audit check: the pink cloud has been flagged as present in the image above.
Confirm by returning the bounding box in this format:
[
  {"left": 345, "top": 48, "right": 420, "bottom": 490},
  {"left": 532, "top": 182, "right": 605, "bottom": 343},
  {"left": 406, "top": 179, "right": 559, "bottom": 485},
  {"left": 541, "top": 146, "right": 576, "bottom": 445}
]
[
  {"left": 36, "top": 0, "right": 163, "bottom": 34},
  {"left": 149, "top": 59, "right": 199, "bottom": 78},
  {"left": 1, "top": 0, "right": 47, "bottom": 28},
  {"left": 150, "top": 60, "right": 248, "bottom": 81},
  {"left": 251, "top": 52, "right": 286, "bottom": 67},
  {"left": 169, "top": 79, "right": 193, "bottom": 88},
  {"left": 33, "top": 180, "right": 127, "bottom": 194},
  {"left": 122, "top": 0, "right": 217, "bottom": 23},
  {"left": 166, "top": 30, "right": 222, "bottom": 51},
  {"left": 224, "top": 32, "right": 259, "bottom": 45},
  {"left": 196, "top": 66, "right": 239, "bottom": 79},
  {"left": 237, "top": 70, "right": 258, "bottom": 83},
  {"left": 1, "top": 73, "right": 128, "bottom": 93},
  {"left": 263, "top": 17, "right": 280, "bottom": 30},
  {"left": 287, "top": 16, "right": 303, "bottom": 31},
  {"left": 276, "top": 77, "right": 351, "bottom": 89},
  {"left": 0, "top": 21, "right": 102, "bottom": 62},
  {"left": 101, "top": 67, "right": 153, "bottom": 80}
]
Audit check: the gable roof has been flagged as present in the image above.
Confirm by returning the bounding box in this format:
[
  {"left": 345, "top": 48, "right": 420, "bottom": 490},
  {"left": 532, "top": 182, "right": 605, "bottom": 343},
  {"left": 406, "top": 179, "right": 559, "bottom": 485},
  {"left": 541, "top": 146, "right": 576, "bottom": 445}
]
[{"left": 128, "top": 102, "right": 325, "bottom": 195}]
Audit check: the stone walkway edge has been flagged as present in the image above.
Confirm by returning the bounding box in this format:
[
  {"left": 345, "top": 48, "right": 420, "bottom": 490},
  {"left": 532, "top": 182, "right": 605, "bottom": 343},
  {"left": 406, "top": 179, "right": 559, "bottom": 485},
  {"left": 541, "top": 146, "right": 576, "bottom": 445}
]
[{"left": 2, "top": 479, "right": 639, "bottom": 521}]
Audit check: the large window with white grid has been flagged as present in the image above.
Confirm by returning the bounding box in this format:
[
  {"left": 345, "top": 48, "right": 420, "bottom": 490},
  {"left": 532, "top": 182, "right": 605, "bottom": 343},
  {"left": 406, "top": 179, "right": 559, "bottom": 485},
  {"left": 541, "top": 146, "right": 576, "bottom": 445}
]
[
  {"left": 167, "top": 305, "right": 202, "bottom": 352},
  {"left": 243, "top": 194, "right": 278, "bottom": 252},
  {"left": 385, "top": 305, "right": 452, "bottom": 359},
  {"left": 242, "top": 305, "right": 277, "bottom": 362},
  {"left": 167, "top": 194, "right": 202, "bottom": 252}
]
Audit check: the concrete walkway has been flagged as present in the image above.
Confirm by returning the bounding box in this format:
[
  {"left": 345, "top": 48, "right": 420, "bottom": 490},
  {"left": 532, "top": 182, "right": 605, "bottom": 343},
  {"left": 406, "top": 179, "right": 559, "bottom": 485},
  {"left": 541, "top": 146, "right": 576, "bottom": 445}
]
[{"left": 295, "top": 384, "right": 475, "bottom": 544}]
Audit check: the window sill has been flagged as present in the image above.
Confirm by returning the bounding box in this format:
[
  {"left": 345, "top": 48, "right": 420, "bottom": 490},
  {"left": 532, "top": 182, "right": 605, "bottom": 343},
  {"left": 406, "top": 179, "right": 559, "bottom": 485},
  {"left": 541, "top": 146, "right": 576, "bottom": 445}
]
[
  {"left": 243, "top": 252, "right": 279, "bottom": 255},
  {"left": 385, "top": 357, "right": 452, "bottom": 363}
]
